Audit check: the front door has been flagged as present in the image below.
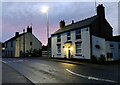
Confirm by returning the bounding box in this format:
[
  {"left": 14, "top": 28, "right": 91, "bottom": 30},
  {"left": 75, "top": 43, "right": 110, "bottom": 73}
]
[
  {"left": 64, "top": 44, "right": 73, "bottom": 59},
  {"left": 68, "top": 49, "right": 71, "bottom": 58}
]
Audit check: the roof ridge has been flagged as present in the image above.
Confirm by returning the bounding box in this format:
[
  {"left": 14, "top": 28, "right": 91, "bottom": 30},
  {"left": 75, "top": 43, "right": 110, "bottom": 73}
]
[
  {"left": 64, "top": 15, "right": 97, "bottom": 28},
  {"left": 5, "top": 32, "right": 27, "bottom": 42},
  {"left": 52, "top": 15, "right": 98, "bottom": 36}
]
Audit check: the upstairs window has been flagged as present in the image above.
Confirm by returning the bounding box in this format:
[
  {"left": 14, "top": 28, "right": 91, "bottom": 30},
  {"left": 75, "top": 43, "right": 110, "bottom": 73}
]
[
  {"left": 76, "top": 29, "right": 81, "bottom": 40},
  {"left": 11, "top": 51, "right": 13, "bottom": 57},
  {"left": 30, "top": 42, "right": 32, "bottom": 46},
  {"left": 6, "top": 42, "right": 7, "bottom": 48},
  {"left": 11, "top": 41, "right": 13, "bottom": 47},
  {"left": 67, "top": 32, "right": 71, "bottom": 41},
  {"left": 57, "top": 35, "right": 61, "bottom": 42}
]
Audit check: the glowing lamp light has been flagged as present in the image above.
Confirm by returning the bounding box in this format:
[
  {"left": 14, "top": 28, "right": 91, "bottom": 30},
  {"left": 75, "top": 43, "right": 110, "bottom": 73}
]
[
  {"left": 69, "top": 47, "right": 73, "bottom": 51},
  {"left": 65, "top": 47, "right": 68, "bottom": 51},
  {"left": 2, "top": 47, "right": 5, "bottom": 50},
  {"left": 41, "top": 6, "right": 49, "bottom": 13}
]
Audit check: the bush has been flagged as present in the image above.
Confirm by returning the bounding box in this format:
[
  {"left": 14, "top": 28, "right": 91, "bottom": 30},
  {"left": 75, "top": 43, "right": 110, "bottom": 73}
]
[
  {"left": 98, "top": 54, "right": 106, "bottom": 63},
  {"left": 91, "top": 55, "right": 98, "bottom": 63}
]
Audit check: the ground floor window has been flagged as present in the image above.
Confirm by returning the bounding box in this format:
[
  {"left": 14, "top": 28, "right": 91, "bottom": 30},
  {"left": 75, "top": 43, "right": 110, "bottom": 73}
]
[
  {"left": 11, "top": 51, "right": 13, "bottom": 57},
  {"left": 57, "top": 44, "right": 61, "bottom": 54},
  {"left": 119, "top": 44, "right": 120, "bottom": 49},
  {"left": 75, "top": 43, "right": 82, "bottom": 55}
]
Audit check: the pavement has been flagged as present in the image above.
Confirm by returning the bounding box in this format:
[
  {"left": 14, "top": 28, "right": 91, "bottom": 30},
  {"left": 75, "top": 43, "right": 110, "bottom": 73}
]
[{"left": 2, "top": 62, "right": 34, "bottom": 85}]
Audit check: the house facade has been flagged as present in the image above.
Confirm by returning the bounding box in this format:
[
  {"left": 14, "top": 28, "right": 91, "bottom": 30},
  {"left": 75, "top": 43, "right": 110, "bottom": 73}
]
[
  {"left": 51, "top": 4, "right": 120, "bottom": 61},
  {"left": 106, "top": 36, "right": 120, "bottom": 60},
  {"left": 3, "top": 26, "right": 42, "bottom": 57}
]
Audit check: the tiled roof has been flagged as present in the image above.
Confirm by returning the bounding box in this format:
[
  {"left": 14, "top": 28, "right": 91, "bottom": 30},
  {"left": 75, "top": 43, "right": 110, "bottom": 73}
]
[
  {"left": 106, "top": 35, "right": 120, "bottom": 42},
  {"left": 52, "top": 15, "right": 98, "bottom": 36},
  {"left": 5, "top": 33, "right": 26, "bottom": 42},
  {"left": 113, "top": 35, "right": 120, "bottom": 42}
]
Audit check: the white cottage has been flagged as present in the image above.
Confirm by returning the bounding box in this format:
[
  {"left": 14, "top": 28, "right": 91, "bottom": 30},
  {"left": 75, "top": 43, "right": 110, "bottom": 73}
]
[
  {"left": 51, "top": 4, "right": 120, "bottom": 61},
  {"left": 3, "top": 26, "right": 42, "bottom": 57}
]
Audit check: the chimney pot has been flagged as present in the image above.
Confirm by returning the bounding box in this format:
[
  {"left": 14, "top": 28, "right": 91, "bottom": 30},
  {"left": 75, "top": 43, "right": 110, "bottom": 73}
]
[
  {"left": 72, "top": 20, "right": 74, "bottom": 24},
  {"left": 15, "top": 32, "right": 19, "bottom": 37},
  {"left": 27, "top": 25, "right": 32, "bottom": 33},
  {"left": 60, "top": 20, "right": 65, "bottom": 28}
]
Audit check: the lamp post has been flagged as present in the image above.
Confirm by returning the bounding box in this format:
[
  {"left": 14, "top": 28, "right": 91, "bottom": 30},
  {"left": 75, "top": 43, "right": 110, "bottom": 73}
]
[{"left": 41, "top": 6, "right": 49, "bottom": 58}]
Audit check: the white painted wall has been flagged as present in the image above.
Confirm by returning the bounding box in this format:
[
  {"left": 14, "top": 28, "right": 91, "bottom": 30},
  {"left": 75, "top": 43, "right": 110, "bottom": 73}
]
[
  {"left": 109, "top": 41, "right": 120, "bottom": 60},
  {"left": 16, "top": 33, "right": 42, "bottom": 57},
  {"left": 105, "top": 41, "right": 112, "bottom": 53},
  {"left": 25, "top": 33, "right": 42, "bottom": 51},
  {"left": 4, "top": 32, "right": 42, "bottom": 57},
  {"left": 4, "top": 40, "right": 15, "bottom": 57},
  {"left": 81, "top": 27, "right": 91, "bottom": 59},
  {"left": 51, "top": 27, "right": 91, "bottom": 59},
  {"left": 92, "top": 35, "right": 106, "bottom": 59},
  {"left": 15, "top": 38, "right": 20, "bottom": 57},
  {"left": 52, "top": 28, "right": 120, "bottom": 61},
  {"left": 51, "top": 36, "right": 57, "bottom": 57},
  {"left": 70, "top": 31, "right": 76, "bottom": 58}
]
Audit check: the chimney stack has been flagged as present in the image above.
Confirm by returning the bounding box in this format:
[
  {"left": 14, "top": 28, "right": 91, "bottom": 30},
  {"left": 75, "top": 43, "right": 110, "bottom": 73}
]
[
  {"left": 97, "top": 4, "right": 105, "bottom": 18},
  {"left": 15, "top": 32, "right": 19, "bottom": 37},
  {"left": 72, "top": 20, "right": 74, "bottom": 24},
  {"left": 27, "top": 25, "right": 32, "bottom": 33},
  {"left": 60, "top": 20, "right": 65, "bottom": 28}
]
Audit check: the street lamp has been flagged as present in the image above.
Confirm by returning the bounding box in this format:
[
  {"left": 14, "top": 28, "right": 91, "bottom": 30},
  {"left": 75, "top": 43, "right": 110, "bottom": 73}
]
[
  {"left": 41, "top": 6, "right": 50, "bottom": 58},
  {"left": 41, "top": 6, "right": 49, "bottom": 40}
]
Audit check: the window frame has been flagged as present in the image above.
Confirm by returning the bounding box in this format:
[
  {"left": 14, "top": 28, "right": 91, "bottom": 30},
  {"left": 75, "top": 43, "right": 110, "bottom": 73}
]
[
  {"left": 30, "top": 42, "right": 32, "bottom": 46},
  {"left": 75, "top": 43, "right": 82, "bottom": 56},
  {"left": 119, "top": 44, "right": 120, "bottom": 49},
  {"left": 57, "top": 35, "right": 61, "bottom": 42},
  {"left": 57, "top": 44, "right": 61, "bottom": 54},
  {"left": 75, "top": 29, "right": 81, "bottom": 40},
  {"left": 67, "top": 32, "right": 71, "bottom": 41},
  {"left": 6, "top": 42, "right": 7, "bottom": 48},
  {"left": 11, "top": 41, "right": 13, "bottom": 47}
]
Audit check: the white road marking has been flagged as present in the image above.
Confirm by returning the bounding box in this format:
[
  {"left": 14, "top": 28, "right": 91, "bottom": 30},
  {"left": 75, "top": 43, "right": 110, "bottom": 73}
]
[
  {"left": 8, "top": 60, "right": 24, "bottom": 63},
  {"left": 8, "top": 61, "right": 12, "bottom": 62},
  {"left": 66, "top": 69, "right": 117, "bottom": 83},
  {"left": 1, "top": 59, "right": 24, "bottom": 63},
  {"left": 0, "top": 60, "right": 7, "bottom": 63}
]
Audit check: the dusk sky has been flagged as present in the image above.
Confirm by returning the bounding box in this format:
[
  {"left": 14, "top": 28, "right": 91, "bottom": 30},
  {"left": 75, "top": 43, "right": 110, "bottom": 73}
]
[{"left": 1, "top": 1, "right": 119, "bottom": 45}]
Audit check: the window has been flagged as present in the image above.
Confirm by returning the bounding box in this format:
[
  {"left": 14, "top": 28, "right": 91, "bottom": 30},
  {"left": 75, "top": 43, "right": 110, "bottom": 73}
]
[
  {"left": 5, "top": 51, "right": 7, "bottom": 56},
  {"left": 6, "top": 42, "right": 7, "bottom": 48},
  {"left": 8, "top": 51, "right": 9, "bottom": 56},
  {"left": 57, "top": 35, "right": 61, "bottom": 42},
  {"left": 76, "top": 29, "right": 81, "bottom": 40},
  {"left": 119, "top": 44, "right": 120, "bottom": 49},
  {"left": 110, "top": 44, "right": 113, "bottom": 47},
  {"left": 30, "top": 42, "right": 32, "bottom": 46},
  {"left": 11, "top": 51, "right": 13, "bottom": 57},
  {"left": 11, "top": 41, "right": 13, "bottom": 47},
  {"left": 57, "top": 44, "right": 61, "bottom": 54},
  {"left": 75, "top": 43, "right": 82, "bottom": 55},
  {"left": 67, "top": 32, "right": 71, "bottom": 41}
]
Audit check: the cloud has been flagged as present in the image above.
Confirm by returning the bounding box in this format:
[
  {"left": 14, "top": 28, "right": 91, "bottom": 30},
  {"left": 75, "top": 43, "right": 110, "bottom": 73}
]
[{"left": 2, "top": 2, "right": 118, "bottom": 45}]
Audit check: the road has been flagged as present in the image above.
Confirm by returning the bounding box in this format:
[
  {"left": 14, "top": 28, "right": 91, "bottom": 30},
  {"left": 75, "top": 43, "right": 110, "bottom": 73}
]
[{"left": 2, "top": 58, "right": 119, "bottom": 84}]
